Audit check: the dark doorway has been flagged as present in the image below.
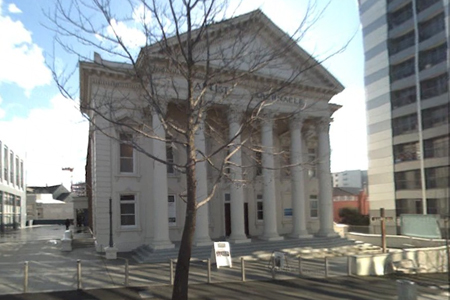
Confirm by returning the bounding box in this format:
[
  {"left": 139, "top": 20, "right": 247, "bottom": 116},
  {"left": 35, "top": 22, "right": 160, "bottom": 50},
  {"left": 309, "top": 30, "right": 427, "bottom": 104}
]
[
  {"left": 225, "top": 203, "right": 250, "bottom": 237},
  {"left": 225, "top": 203, "right": 231, "bottom": 236}
]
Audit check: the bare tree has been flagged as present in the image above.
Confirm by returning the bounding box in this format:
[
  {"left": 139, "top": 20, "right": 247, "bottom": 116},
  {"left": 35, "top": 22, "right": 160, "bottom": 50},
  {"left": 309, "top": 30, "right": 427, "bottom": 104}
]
[{"left": 45, "top": 1, "right": 345, "bottom": 299}]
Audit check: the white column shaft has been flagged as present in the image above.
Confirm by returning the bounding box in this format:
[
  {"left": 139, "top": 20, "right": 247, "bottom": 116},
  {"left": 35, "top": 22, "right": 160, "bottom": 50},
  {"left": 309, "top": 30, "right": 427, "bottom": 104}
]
[
  {"left": 194, "top": 117, "right": 212, "bottom": 246},
  {"left": 151, "top": 111, "right": 174, "bottom": 249},
  {"left": 260, "top": 116, "right": 282, "bottom": 240},
  {"left": 228, "top": 111, "right": 250, "bottom": 243},
  {"left": 317, "top": 118, "right": 337, "bottom": 237},
  {"left": 290, "top": 117, "right": 311, "bottom": 238}
]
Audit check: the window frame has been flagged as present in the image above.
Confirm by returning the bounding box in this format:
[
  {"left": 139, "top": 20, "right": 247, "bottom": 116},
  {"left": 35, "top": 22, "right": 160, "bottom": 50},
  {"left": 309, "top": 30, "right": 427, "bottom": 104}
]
[
  {"left": 310, "top": 195, "right": 318, "bottom": 218},
  {"left": 119, "top": 193, "right": 137, "bottom": 229},
  {"left": 256, "top": 194, "right": 263, "bottom": 221},
  {"left": 119, "top": 133, "right": 135, "bottom": 174}
]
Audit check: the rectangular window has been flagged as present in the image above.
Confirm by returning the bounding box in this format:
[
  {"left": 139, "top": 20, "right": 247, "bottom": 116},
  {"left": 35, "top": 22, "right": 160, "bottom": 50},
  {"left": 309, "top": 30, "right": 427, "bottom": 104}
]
[
  {"left": 120, "top": 194, "right": 136, "bottom": 226},
  {"left": 395, "top": 170, "right": 421, "bottom": 190},
  {"left": 310, "top": 195, "right": 318, "bottom": 218},
  {"left": 389, "top": 31, "right": 415, "bottom": 55},
  {"left": 119, "top": 134, "right": 134, "bottom": 173},
  {"left": 307, "top": 148, "right": 316, "bottom": 178},
  {"left": 4, "top": 146, "right": 8, "bottom": 181},
  {"left": 166, "top": 141, "right": 174, "bottom": 174},
  {"left": 168, "top": 195, "right": 176, "bottom": 226},
  {"left": 426, "top": 199, "right": 438, "bottom": 214},
  {"left": 224, "top": 193, "right": 231, "bottom": 202},
  {"left": 390, "top": 58, "right": 415, "bottom": 82},
  {"left": 424, "top": 135, "right": 449, "bottom": 159},
  {"left": 419, "top": 43, "right": 447, "bottom": 71},
  {"left": 255, "top": 151, "right": 262, "bottom": 176},
  {"left": 15, "top": 157, "right": 19, "bottom": 187},
  {"left": 422, "top": 104, "right": 449, "bottom": 129},
  {"left": 392, "top": 114, "right": 418, "bottom": 136},
  {"left": 9, "top": 151, "right": 13, "bottom": 184},
  {"left": 420, "top": 73, "right": 448, "bottom": 100},
  {"left": 388, "top": 3, "right": 413, "bottom": 29},
  {"left": 419, "top": 13, "right": 445, "bottom": 42},
  {"left": 225, "top": 149, "right": 231, "bottom": 174},
  {"left": 256, "top": 194, "right": 263, "bottom": 220},
  {"left": 393, "top": 142, "right": 420, "bottom": 163},
  {"left": 20, "top": 161, "right": 24, "bottom": 188},
  {"left": 425, "top": 166, "right": 449, "bottom": 189},
  {"left": 416, "top": 0, "right": 440, "bottom": 12},
  {"left": 391, "top": 86, "right": 416, "bottom": 109}
]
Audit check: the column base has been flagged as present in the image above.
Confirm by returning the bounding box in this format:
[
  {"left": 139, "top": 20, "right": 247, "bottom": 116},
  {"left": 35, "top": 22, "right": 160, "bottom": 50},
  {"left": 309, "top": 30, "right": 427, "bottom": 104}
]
[
  {"left": 105, "top": 246, "right": 118, "bottom": 259},
  {"left": 228, "top": 235, "right": 251, "bottom": 244},
  {"left": 149, "top": 240, "right": 175, "bottom": 251},
  {"left": 290, "top": 232, "right": 313, "bottom": 239},
  {"left": 193, "top": 237, "right": 213, "bottom": 247},
  {"left": 259, "top": 234, "right": 284, "bottom": 241},
  {"left": 315, "top": 230, "right": 339, "bottom": 238}
]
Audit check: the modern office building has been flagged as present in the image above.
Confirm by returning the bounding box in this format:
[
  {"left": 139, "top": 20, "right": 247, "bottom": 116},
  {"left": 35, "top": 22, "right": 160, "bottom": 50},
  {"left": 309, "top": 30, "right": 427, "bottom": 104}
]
[
  {"left": 359, "top": 0, "right": 449, "bottom": 232},
  {"left": 0, "top": 140, "right": 26, "bottom": 231},
  {"left": 80, "top": 11, "right": 344, "bottom": 252},
  {"left": 332, "top": 170, "right": 368, "bottom": 188}
]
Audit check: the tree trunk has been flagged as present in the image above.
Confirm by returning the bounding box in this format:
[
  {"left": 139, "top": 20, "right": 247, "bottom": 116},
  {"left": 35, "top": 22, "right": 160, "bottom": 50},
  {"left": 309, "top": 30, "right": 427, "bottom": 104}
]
[{"left": 172, "top": 137, "right": 197, "bottom": 300}]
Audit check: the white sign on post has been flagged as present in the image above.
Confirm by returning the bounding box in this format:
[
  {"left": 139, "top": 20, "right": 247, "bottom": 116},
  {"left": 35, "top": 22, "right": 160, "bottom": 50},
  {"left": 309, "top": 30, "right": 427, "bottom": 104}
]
[{"left": 211, "top": 242, "right": 232, "bottom": 268}]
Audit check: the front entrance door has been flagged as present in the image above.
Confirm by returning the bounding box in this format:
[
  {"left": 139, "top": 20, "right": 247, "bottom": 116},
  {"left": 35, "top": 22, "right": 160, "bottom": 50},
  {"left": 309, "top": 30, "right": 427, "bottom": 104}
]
[{"left": 225, "top": 203, "right": 250, "bottom": 237}]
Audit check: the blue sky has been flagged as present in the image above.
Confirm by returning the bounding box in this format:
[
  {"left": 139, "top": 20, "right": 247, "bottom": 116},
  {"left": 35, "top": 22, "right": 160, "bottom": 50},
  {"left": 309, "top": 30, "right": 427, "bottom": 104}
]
[{"left": 0, "top": 0, "right": 366, "bottom": 186}]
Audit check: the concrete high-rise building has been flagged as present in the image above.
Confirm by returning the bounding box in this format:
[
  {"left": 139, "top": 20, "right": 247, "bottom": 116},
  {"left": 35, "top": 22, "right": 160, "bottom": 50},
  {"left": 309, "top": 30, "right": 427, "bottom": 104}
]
[
  {"left": 359, "top": 0, "right": 449, "bottom": 232},
  {"left": 332, "top": 170, "right": 368, "bottom": 189}
]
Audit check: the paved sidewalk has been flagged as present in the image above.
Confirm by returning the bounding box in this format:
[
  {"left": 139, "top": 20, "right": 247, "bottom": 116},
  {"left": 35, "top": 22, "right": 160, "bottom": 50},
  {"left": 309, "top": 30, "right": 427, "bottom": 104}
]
[{"left": 0, "top": 226, "right": 448, "bottom": 299}]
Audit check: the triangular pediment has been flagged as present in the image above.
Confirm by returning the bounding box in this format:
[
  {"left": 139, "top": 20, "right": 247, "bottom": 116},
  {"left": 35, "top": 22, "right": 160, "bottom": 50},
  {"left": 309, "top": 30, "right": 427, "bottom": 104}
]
[{"left": 139, "top": 10, "right": 343, "bottom": 95}]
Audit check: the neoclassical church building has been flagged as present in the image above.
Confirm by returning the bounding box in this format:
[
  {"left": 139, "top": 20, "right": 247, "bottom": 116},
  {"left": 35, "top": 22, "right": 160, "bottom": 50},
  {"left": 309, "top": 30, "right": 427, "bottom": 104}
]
[{"left": 80, "top": 10, "right": 344, "bottom": 252}]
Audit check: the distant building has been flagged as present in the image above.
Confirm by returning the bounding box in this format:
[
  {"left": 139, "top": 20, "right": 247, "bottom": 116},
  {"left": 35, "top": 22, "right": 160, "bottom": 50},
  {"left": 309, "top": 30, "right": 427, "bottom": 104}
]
[
  {"left": 71, "top": 182, "right": 89, "bottom": 227},
  {"left": 0, "top": 140, "right": 26, "bottom": 231},
  {"left": 26, "top": 184, "right": 73, "bottom": 225},
  {"left": 359, "top": 0, "right": 449, "bottom": 233},
  {"left": 333, "top": 187, "right": 369, "bottom": 223},
  {"left": 332, "top": 170, "right": 368, "bottom": 189}
]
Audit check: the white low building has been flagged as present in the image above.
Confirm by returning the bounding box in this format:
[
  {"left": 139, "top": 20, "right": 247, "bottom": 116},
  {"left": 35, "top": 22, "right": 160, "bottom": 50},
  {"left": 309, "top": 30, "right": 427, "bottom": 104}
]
[
  {"left": 27, "top": 185, "right": 73, "bottom": 224},
  {"left": 80, "top": 11, "right": 344, "bottom": 252}
]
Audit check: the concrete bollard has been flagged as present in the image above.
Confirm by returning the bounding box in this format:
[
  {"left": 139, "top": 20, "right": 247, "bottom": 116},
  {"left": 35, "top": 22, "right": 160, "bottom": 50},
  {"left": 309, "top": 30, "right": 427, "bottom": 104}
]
[
  {"left": 61, "top": 230, "right": 73, "bottom": 252},
  {"left": 170, "top": 259, "right": 174, "bottom": 285},
  {"left": 207, "top": 259, "right": 211, "bottom": 284},
  {"left": 124, "top": 259, "right": 129, "bottom": 286},
  {"left": 397, "top": 280, "right": 417, "bottom": 300},
  {"left": 241, "top": 257, "right": 246, "bottom": 282},
  {"left": 347, "top": 256, "right": 352, "bottom": 276},
  {"left": 23, "top": 261, "right": 28, "bottom": 293},
  {"left": 77, "top": 260, "right": 82, "bottom": 290},
  {"left": 298, "top": 257, "right": 303, "bottom": 276},
  {"left": 324, "top": 257, "right": 329, "bottom": 278}
]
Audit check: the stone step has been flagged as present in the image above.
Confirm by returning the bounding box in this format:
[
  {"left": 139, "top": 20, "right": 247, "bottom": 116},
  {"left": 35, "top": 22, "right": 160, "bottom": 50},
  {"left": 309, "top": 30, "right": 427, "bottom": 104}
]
[{"left": 132, "top": 236, "right": 360, "bottom": 263}]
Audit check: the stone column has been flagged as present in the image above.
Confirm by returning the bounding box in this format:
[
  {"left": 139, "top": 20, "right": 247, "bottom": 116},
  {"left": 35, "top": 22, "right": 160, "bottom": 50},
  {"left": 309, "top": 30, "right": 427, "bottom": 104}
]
[
  {"left": 150, "top": 103, "right": 175, "bottom": 250},
  {"left": 228, "top": 108, "right": 250, "bottom": 244},
  {"left": 193, "top": 114, "right": 212, "bottom": 246},
  {"left": 289, "top": 115, "right": 312, "bottom": 238},
  {"left": 260, "top": 113, "right": 283, "bottom": 241},
  {"left": 316, "top": 117, "right": 337, "bottom": 237}
]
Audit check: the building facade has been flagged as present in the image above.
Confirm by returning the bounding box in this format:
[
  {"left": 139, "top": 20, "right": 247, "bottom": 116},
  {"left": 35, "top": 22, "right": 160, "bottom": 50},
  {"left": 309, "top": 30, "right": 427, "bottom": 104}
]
[
  {"left": 0, "top": 140, "right": 26, "bottom": 231},
  {"left": 26, "top": 185, "right": 73, "bottom": 225},
  {"left": 359, "top": 0, "right": 449, "bottom": 232},
  {"left": 332, "top": 170, "right": 368, "bottom": 188},
  {"left": 332, "top": 187, "right": 369, "bottom": 223},
  {"left": 81, "top": 11, "right": 344, "bottom": 252}
]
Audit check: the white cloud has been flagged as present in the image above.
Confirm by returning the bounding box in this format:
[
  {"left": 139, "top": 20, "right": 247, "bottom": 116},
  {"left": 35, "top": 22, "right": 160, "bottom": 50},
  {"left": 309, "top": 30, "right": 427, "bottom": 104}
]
[
  {"left": 0, "top": 95, "right": 5, "bottom": 119},
  {"left": 330, "top": 86, "right": 368, "bottom": 172},
  {"left": 0, "top": 6, "right": 52, "bottom": 95},
  {"left": 0, "top": 94, "right": 88, "bottom": 186},
  {"left": 8, "top": 3, "right": 21, "bottom": 14}
]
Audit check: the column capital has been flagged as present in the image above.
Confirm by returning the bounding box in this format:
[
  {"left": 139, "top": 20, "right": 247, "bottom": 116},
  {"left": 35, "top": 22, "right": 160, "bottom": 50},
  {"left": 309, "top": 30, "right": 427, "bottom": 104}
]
[
  {"left": 316, "top": 117, "right": 331, "bottom": 133},
  {"left": 289, "top": 114, "right": 305, "bottom": 128},
  {"left": 227, "top": 107, "right": 244, "bottom": 124}
]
